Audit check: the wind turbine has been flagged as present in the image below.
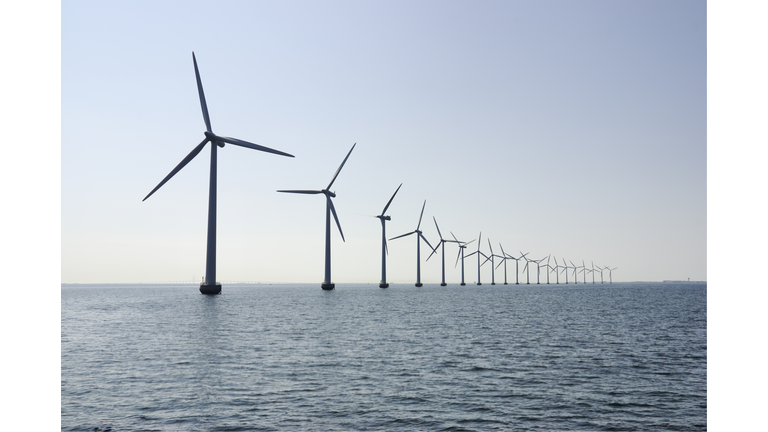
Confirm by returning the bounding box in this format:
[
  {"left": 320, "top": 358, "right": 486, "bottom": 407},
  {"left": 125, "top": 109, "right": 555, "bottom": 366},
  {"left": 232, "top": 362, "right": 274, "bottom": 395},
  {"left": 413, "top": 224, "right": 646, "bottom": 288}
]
[
  {"left": 389, "top": 200, "right": 437, "bottom": 287},
  {"left": 426, "top": 217, "right": 461, "bottom": 286},
  {"left": 543, "top": 255, "right": 552, "bottom": 284},
  {"left": 560, "top": 258, "right": 571, "bottom": 284},
  {"left": 607, "top": 266, "right": 618, "bottom": 283},
  {"left": 496, "top": 243, "right": 513, "bottom": 285},
  {"left": 532, "top": 255, "right": 549, "bottom": 284},
  {"left": 277, "top": 143, "right": 356, "bottom": 290},
  {"left": 486, "top": 239, "right": 500, "bottom": 285},
  {"left": 451, "top": 232, "right": 474, "bottom": 286},
  {"left": 595, "top": 265, "right": 605, "bottom": 284},
  {"left": 505, "top": 251, "right": 528, "bottom": 285},
  {"left": 579, "top": 260, "right": 590, "bottom": 284},
  {"left": 570, "top": 260, "right": 582, "bottom": 284},
  {"left": 369, "top": 183, "right": 402, "bottom": 288},
  {"left": 550, "top": 255, "right": 560, "bottom": 284},
  {"left": 143, "top": 52, "right": 295, "bottom": 295},
  {"left": 521, "top": 253, "right": 545, "bottom": 284},
  {"left": 465, "top": 232, "right": 489, "bottom": 285},
  {"left": 590, "top": 261, "right": 597, "bottom": 284}
]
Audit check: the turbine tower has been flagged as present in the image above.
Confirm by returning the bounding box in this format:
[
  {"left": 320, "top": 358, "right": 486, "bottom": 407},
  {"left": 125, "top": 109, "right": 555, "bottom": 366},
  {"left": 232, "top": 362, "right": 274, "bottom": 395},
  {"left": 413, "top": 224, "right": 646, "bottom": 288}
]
[
  {"left": 451, "top": 232, "right": 474, "bottom": 286},
  {"left": 143, "top": 52, "right": 295, "bottom": 295},
  {"left": 596, "top": 265, "right": 605, "bottom": 284},
  {"left": 550, "top": 255, "right": 560, "bottom": 284},
  {"left": 389, "top": 200, "right": 436, "bottom": 287},
  {"left": 607, "top": 266, "right": 618, "bottom": 284},
  {"left": 278, "top": 143, "right": 356, "bottom": 290},
  {"left": 370, "top": 183, "right": 402, "bottom": 288}
]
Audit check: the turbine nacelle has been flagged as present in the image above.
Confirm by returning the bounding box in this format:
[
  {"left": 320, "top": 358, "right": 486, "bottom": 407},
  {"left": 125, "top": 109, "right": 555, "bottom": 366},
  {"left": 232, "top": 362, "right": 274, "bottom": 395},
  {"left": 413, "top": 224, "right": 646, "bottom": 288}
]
[
  {"left": 321, "top": 189, "right": 336, "bottom": 198},
  {"left": 203, "top": 131, "right": 225, "bottom": 147}
]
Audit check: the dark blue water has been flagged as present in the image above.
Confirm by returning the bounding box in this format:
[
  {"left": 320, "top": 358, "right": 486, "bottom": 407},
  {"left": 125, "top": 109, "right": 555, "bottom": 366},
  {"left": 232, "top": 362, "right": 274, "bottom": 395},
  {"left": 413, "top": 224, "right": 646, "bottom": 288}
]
[{"left": 61, "top": 282, "right": 706, "bottom": 431}]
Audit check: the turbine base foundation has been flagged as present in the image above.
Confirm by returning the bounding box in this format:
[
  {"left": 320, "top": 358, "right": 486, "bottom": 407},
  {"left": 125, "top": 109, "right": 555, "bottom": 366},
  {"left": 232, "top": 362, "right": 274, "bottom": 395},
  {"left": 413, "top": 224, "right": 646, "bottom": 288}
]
[
  {"left": 415, "top": 283, "right": 423, "bottom": 287},
  {"left": 460, "top": 283, "right": 466, "bottom": 286},
  {"left": 379, "top": 283, "right": 389, "bottom": 288},
  {"left": 477, "top": 283, "right": 482, "bottom": 286},
  {"left": 321, "top": 283, "right": 335, "bottom": 290},
  {"left": 199, "top": 283, "right": 221, "bottom": 295},
  {"left": 440, "top": 283, "right": 447, "bottom": 286}
]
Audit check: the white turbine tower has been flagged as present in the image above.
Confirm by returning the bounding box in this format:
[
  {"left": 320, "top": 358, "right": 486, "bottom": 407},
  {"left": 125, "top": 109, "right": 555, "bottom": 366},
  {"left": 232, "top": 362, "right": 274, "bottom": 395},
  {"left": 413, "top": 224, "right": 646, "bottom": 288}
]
[
  {"left": 369, "top": 183, "right": 402, "bottom": 288},
  {"left": 560, "top": 258, "right": 572, "bottom": 284},
  {"left": 277, "top": 143, "right": 356, "bottom": 290},
  {"left": 143, "top": 52, "right": 295, "bottom": 295},
  {"left": 389, "top": 200, "right": 437, "bottom": 287}
]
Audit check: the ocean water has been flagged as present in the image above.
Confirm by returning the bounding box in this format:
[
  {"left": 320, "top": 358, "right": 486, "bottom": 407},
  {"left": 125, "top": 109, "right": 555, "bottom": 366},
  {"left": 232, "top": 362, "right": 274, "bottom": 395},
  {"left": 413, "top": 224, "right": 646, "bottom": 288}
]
[{"left": 61, "top": 282, "right": 706, "bottom": 431}]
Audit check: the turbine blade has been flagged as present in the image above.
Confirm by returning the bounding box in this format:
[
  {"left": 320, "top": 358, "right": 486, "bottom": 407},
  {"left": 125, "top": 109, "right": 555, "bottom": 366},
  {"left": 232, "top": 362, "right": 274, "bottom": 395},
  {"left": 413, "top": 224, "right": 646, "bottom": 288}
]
[
  {"left": 455, "top": 249, "right": 461, "bottom": 268},
  {"left": 277, "top": 189, "right": 323, "bottom": 194},
  {"left": 488, "top": 239, "right": 493, "bottom": 255},
  {"left": 433, "top": 217, "right": 443, "bottom": 240},
  {"left": 389, "top": 231, "right": 415, "bottom": 241},
  {"left": 499, "top": 243, "right": 506, "bottom": 256},
  {"left": 495, "top": 259, "right": 504, "bottom": 270},
  {"left": 381, "top": 183, "right": 402, "bottom": 215},
  {"left": 385, "top": 238, "right": 388, "bottom": 255},
  {"left": 328, "top": 196, "right": 344, "bottom": 242},
  {"left": 450, "top": 231, "right": 459, "bottom": 243},
  {"left": 143, "top": 138, "right": 209, "bottom": 201},
  {"left": 426, "top": 245, "right": 438, "bottom": 261},
  {"left": 192, "top": 52, "right": 212, "bottom": 133},
  {"left": 420, "top": 233, "right": 436, "bottom": 253},
  {"left": 416, "top": 200, "right": 426, "bottom": 230},
  {"left": 326, "top": 143, "right": 356, "bottom": 190},
  {"left": 216, "top": 135, "right": 294, "bottom": 158},
  {"left": 464, "top": 239, "right": 475, "bottom": 246}
]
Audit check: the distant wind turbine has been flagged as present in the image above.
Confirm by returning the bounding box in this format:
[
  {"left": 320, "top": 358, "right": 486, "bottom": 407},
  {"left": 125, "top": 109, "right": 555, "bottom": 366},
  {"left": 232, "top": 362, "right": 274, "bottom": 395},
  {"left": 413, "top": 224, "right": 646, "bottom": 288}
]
[
  {"left": 570, "top": 260, "right": 582, "bottom": 284},
  {"left": 505, "top": 251, "right": 528, "bottom": 285},
  {"left": 426, "top": 217, "right": 461, "bottom": 286},
  {"left": 277, "top": 143, "right": 356, "bottom": 290},
  {"left": 389, "top": 200, "right": 437, "bottom": 287},
  {"left": 496, "top": 243, "right": 513, "bottom": 285},
  {"left": 550, "top": 255, "right": 560, "bottom": 284},
  {"left": 143, "top": 52, "right": 294, "bottom": 295},
  {"left": 451, "top": 232, "right": 474, "bottom": 286},
  {"left": 368, "top": 183, "right": 402, "bottom": 288},
  {"left": 465, "top": 232, "right": 489, "bottom": 285},
  {"left": 560, "top": 258, "right": 572, "bottom": 284},
  {"left": 607, "top": 266, "right": 618, "bottom": 284},
  {"left": 595, "top": 265, "right": 605, "bottom": 284}
]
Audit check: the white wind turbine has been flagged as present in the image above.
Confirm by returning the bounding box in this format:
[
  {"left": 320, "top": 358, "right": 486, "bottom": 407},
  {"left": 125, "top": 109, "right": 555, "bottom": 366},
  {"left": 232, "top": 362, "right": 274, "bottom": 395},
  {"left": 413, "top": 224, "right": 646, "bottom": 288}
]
[
  {"left": 451, "top": 232, "right": 475, "bottom": 286},
  {"left": 495, "top": 243, "right": 514, "bottom": 285},
  {"left": 570, "top": 260, "right": 582, "bottom": 284},
  {"left": 550, "top": 255, "right": 560, "bottom": 284},
  {"left": 560, "top": 258, "right": 572, "bottom": 284},
  {"left": 606, "top": 266, "right": 618, "bottom": 283},
  {"left": 426, "top": 217, "right": 461, "bottom": 286},
  {"left": 277, "top": 143, "right": 356, "bottom": 290},
  {"left": 595, "top": 265, "right": 605, "bottom": 284},
  {"left": 465, "top": 232, "right": 489, "bottom": 285},
  {"left": 506, "top": 251, "right": 528, "bottom": 285},
  {"left": 389, "top": 200, "right": 437, "bottom": 287},
  {"left": 369, "top": 183, "right": 402, "bottom": 288},
  {"left": 143, "top": 52, "right": 295, "bottom": 295}
]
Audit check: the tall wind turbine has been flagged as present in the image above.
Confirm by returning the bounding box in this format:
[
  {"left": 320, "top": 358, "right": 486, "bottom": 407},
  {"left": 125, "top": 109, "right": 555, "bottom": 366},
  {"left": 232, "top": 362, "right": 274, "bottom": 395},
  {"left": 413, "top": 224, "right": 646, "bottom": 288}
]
[
  {"left": 550, "top": 255, "right": 560, "bottom": 284},
  {"left": 607, "top": 266, "right": 618, "bottom": 283},
  {"left": 277, "top": 143, "right": 356, "bottom": 290},
  {"left": 560, "top": 258, "right": 571, "bottom": 284},
  {"left": 505, "top": 251, "right": 528, "bottom": 285},
  {"left": 596, "top": 265, "right": 605, "bottom": 284},
  {"left": 143, "top": 52, "right": 295, "bottom": 295},
  {"left": 570, "top": 260, "right": 582, "bottom": 284},
  {"left": 496, "top": 243, "right": 513, "bottom": 285},
  {"left": 451, "top": 232, "right": 474, "bottom": 286},
  {"left": 590, "top": 261, "right": 597, "bottom": 284},
  {"left": 371, "top": 183, "right": 402, "bottom": 288},
  {"left": 486, "top": 239, "right": 500, "bottom": 285},
  {"left": 389, "top": 200, "right": 436, "bottom": 287},
  {"left": 426, "top": 217, "right": 460, "bottom": 286},
  {"left": 465, "top": 232, "right": 489, "bottom": 285}
]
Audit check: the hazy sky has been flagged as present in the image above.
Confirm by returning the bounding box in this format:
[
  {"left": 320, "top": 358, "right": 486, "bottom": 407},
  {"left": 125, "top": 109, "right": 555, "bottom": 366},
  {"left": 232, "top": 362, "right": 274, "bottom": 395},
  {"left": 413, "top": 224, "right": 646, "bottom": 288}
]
[{"left": 61, "top": 0, "right": 707, "bottom": 284}]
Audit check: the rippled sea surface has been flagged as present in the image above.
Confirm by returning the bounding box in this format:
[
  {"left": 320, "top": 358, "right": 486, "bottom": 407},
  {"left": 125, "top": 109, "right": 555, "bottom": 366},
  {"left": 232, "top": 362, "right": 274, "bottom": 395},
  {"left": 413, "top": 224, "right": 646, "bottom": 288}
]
[{"left": 61, "top": 282, "right": 706, "bottom": 431}]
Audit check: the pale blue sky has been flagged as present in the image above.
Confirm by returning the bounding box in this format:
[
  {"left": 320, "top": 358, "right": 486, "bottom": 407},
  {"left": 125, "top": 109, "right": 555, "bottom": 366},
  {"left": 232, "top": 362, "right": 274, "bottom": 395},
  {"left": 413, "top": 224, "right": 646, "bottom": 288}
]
[{"left": 61, "top": 0, "right": 707, "bottom": 283}]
